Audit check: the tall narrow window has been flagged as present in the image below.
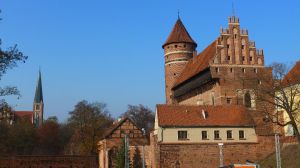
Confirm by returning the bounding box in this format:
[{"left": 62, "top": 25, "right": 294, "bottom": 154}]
[
  {"left": 211, "top": 92, "right": 215, "bottom": 106},
  {"left": 244, "top": 92, "right": 252, "bottom": 108},
  {"left": 227, "top": 130, "right": 233, "bottom": 139},
  {"left": 178, "top": 131, "right": 188, "bottom": 140},
  {"left": 214, "top": 130, "right": 220, "bottom": 139},
  {"left": 202, "top": 131, "right": 208, "bottom": 140},
  {"left": 227, "top": 56, "right": 231, "bottom": 61},
  {"left": 239, "top": 130, "right": 245, "bottom": 139}
]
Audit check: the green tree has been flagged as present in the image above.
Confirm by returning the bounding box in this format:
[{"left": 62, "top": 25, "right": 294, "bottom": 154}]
[{"left": 68, "top": 100, "right": 112, "bottom": 155}]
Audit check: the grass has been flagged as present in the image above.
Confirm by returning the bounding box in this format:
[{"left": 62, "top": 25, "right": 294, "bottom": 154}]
[{"left": 259, "top": 144, "right": 300, "bottom": 168}]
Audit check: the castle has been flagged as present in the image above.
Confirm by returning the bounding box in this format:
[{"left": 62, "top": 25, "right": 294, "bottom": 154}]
[{"left": 152, "top": 16, "right": 277, "bottom": 167}]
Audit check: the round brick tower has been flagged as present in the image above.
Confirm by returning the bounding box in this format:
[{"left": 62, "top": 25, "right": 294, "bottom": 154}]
[{"left": 162, "top": 19, "right": 197, "bottom": 104}]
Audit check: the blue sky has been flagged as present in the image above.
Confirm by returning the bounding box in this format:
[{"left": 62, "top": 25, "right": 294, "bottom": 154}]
[{"left": 1, "top": 0, "right": 300, "bottom": 122}]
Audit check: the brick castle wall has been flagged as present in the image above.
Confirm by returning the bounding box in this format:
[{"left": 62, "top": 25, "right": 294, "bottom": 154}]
[{"left": 155, "top": 136, "right": 275, "bottom": 168}]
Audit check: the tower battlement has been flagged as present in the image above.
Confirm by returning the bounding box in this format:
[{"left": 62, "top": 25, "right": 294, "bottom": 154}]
[{"left": 228, "top": 16, "right": 239, "bottom": 24}]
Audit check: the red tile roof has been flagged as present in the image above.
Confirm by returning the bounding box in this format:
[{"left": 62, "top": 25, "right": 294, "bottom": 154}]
[
  {"left": 173, "top": 40, "right": 217, "bottom": 88},
  {"left": 14, "top": 111, "right": 33, "bottom": 122},
  {"left": 156, "top": 104, "right": 255, "bottom": 127},
  {"left": 162, "top": 19, "right": 197, "bottom": 48},
  {"left": 282, "top": 61, "right": 300, "bottom": 86}
]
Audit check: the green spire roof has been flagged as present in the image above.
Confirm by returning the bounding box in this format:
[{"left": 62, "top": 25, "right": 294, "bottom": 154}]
[{"left": 34, "top": 70, "right": 43, "bottom": 103}]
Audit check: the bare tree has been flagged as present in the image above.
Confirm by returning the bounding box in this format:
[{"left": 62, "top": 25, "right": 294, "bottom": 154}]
[
  {"left": 255, "top": 62, "right": 300, "bottom": 142},
  {"left": 123, "top": 104, "right": 155, "bottom": 132}
]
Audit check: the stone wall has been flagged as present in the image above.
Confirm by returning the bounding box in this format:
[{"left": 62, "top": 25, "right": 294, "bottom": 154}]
[
  {"left": 0, "top": 155, "right": 98, "bottom": 168},
  {"left": 155, "top": 136, "right": 275, "bottom": 168}
]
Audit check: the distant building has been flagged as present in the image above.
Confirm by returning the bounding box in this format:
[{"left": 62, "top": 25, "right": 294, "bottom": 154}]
[
  {"left": 98, "top": 117, "right": 149, "bottom": 168},
  {"left": 14, "top": 70, "right": 44, "bottom": 126}
]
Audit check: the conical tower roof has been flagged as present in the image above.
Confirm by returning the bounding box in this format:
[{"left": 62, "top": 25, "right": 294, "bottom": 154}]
[
  {"left": 34, "top": 70, "right": 43, "bottom": 103},
  {"left": 162, "top": 19, "right": 197, "bottom": 48}
]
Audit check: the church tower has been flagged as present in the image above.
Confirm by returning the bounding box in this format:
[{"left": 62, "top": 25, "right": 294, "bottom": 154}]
[
  {"left": 33, "top": 70, "right": 44, "bottom": 127},
  {"left": 162, "top": 18, "right": 197, "bottom": 104}
]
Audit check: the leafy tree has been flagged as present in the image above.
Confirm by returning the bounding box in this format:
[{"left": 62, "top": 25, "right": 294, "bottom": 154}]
[
  {"left": 7, "top": 119, "right": 36, "bottom": 155},
  {"left": 123, "top": 104, "right": 155, "bottom": 132},
  {"left": 0, "top": 122, "right": 9, "bottom": 155},
  {"left": 68, "top": 100, "right": 112, "bottom": 155},
  {"left": 36, "top": 119, "right": 62, "bottom": 154}
]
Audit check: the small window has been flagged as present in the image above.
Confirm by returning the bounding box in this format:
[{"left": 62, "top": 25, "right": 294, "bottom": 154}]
[
  {"left": 234, "top": 34, "right": 237, "bottom": 39},
  {"left": 183, "top": 44, "right": 186, "bottom": 48},
  {"left": 254, "top": 68, "right": 258, "bottom": 73},
  {"left": 173, "top": 73, "right": 176, "bottom": 76},
  {"left": 227, "top": 56, "right": 231, "bottom": 61},
  {"left": 258, "top": 80, "right": 262, "bottom": 85},
  {"left": 227, "top": 130, "right": 233, "bottom": 139},
  {"left": 175, "top": 45, "right": 177, "bottom": 48},
  {"left": 242, "top": 68, "right": 246, "bottom": 73},
  {"left": 226, "top": 98, "right": 232, "bottom": 104},
  {"left": 230, "top": 68, "right": 233, "bottom": 73},
  {"left": 215, "top": 68, "right": 219, "bottom": 73},
  {"left": 227, "top": 44, "right": 230, "bottom": 48},
  {"left": 242, "top": 56, "right": 245, "bottom": 61},
  {"left": 202, "top": 131, "right": 208, "bottom": 140},
  {"left": 249, "top": 57, "right": 253, "bottom": 61},
  {"left": 244, "top": 92, "right": 251, "bottom": 108},
  {"left": 241, "top": 45, "right": 244, "bottom": 49},
  {"left": 178, "top": 131, "right": 188, "bottom": 140},
  {"left": 214, "top": 130, "right": 220, "bottom": 139},
  {"left": 239, "top": 130, "right": 245, "bottom": 139},
  {"left": 35, "top": 104, "right": 40, "bottom": 110}
]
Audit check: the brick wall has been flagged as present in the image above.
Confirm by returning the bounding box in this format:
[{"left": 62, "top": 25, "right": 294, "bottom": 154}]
[
  {"left": 155, "top": 136, "right": 275, "bottom": 168},
  {"left": 0, "top": 155, "right": 98, "bottom": 168}
]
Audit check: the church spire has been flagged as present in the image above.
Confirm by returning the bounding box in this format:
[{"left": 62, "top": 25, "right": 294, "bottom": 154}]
[{"left": 34, "top": 70, "right": 43, "bottom": 103}]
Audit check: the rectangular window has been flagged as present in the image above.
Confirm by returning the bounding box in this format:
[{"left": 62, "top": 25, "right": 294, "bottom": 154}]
[
  {"left": 227, "top": 56, "right": 231, "bottom": 61},
  {"left": 214, "top": 130, "right": 220, "bottom": 139},
  {"left": 227, "top": 44, "right": 230, "bottom": 48},
  {"left": 227, "top": 130, "right": 233, "bottom": 139},
  {"left": 241, "top": 44, "right": 244, "bottom": 49},
  {"left": 230, "top": 68, "right": 233, "bottom": 73},
  {"left": 202, "top": 131, "right": 208, "bottom": 140},
  {"left": 249, "top": 57, "right": 253, "bottom": 61},
  {"left": 226, "top": 98, "right": 232, "bottom": 104},
  {"left": 239, "top": 130, "right": 245, "bottom": 139},
  {"left": 242, "top": 56, "right": 245, "bottom": 61},
  {"left": 178, "top": 131, "right": 188, "bottom": 140}
]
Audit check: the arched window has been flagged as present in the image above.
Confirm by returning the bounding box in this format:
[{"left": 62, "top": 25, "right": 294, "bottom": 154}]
[{"left": 244, "top": 92, "right": 251, "bottom": 108}]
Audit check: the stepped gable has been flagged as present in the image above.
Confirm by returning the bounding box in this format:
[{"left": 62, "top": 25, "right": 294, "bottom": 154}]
[
  {"left": 156, "top": 104, "right": 255, "bottom": 127},
  {"left": 282, "top": 61, "right": 300, "bottom": 86},
  {"left": 173, "top": 40, "right": 217, "bottom": 88},
  {"left": 162, "top": 19, "right": 197, "bottom": 48}
]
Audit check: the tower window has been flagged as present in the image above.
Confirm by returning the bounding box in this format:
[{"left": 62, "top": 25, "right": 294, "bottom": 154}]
[
  {"left": 230, "top": 68, "right": 233, "bottom": 73},
  {"left": 174, "top": 45, "right": 177, "bottom": 48},
  {"left": 258, "top": 80, "right": 262, "bottom": 85},
  {"left": 241, "top": 44, "right": 245, "bottom": 49},
  {"left": 242, "top": 68, "right": 246, "bottom": 73},
  {"left": 215, "top": 68, "right": 219, "bottom": 73},
  {"left": 249, "top": 57, "right": 253, "bottom": 61},
  {"left": 35, "top": 104, "right": 40, "bottom": 110},
  {"left": 242, "top": 56, "right": 245, "bottom": 61},
  {"left": 226, "top": 98, "right": 232, "bottom": 104},
  {"left": 227, "top": 44, "right": 230, "bottom": 48},
  {"left": 234, "top": 34, "right": 237, "bottom": 39},
  {"left": 227, "top": 56, "right": 231, "bottom": 61},
  {"left": 183, "top": 44, "right": 186, "bottom": 48},
  {"left": 254, "top": 68, "right": 258, "bottom": 73},
  {"left": 244, "top": 92, "right": 251, "bottom": 108}
]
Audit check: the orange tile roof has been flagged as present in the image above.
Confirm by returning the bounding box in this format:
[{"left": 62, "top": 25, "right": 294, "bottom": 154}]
[
  {"left": 173, "top": 40, "right": 217, "bottom": 88},
  {"left": 156, "top": 104, "right": 255, "bottom": 127},
  {"left": 162, "top": 19, "right": 197, "bottom": 48},
  {"left": 282, "top": 61, "right": 300, "bottom": 86}
]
